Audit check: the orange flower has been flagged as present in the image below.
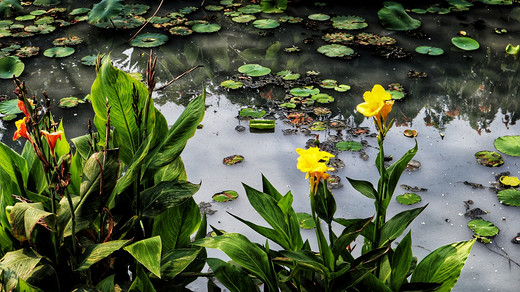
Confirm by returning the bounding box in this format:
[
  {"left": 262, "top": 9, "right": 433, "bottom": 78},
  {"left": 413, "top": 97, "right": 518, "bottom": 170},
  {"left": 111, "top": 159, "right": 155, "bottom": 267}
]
[
  {"left": 41, "top": 130, "right": 63, "bottom": 156},
  {"left": 18, "top": 99, "right": 33, "bottom": 118},
  {"left": 13, "top": 117, "right": 30, "bottom": 141}
]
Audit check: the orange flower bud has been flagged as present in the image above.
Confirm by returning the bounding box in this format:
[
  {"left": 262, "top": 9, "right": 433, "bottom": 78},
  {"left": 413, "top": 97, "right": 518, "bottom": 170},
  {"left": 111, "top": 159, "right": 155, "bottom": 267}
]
[{"left": 41, "top": 130, "right": 63, "bottom": 155}]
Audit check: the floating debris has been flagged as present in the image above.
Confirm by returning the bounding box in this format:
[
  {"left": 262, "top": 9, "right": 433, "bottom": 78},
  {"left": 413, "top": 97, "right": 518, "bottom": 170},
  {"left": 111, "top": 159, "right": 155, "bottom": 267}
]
[
  {"left": 223, "top": 155, "right": 244, "bottom": 165},
  {"left": 463, "top": 181, "right": 485, "bottom": 189},
  {"left": 400, "top": 184, "right": 427, "bottom": 192},
  {"left": 406, "top": 160, "right": 421, "bottom": 171},
  {"left": 199, "top": 201, "right": 217, "bottom": 215},
  {"left": 327, "top": 175, "right": 343, "bottom": 189},
  {"left": 212, "top": 190, "right": 239, "bottom": 202}
]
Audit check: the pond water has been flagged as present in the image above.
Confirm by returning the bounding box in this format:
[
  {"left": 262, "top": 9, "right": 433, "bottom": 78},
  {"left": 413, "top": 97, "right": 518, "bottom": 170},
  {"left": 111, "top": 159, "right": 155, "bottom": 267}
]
[{"left": 1, "top": 0, "right": 520, "bottom": 291}]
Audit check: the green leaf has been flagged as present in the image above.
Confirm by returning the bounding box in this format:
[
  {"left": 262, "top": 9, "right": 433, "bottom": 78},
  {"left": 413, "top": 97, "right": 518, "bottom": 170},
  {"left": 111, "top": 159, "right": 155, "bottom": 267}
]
[
  {"left": 332, "top": 217, "right": 372, "bottom": 259},
  {"left": 497, "top": 189, "right": 520, "bottom": 206},
  {"left": 0, "top": 99, "right": 21, "bottom": 115},
  {"left": 296, "top": 212, "right": 315, "bottom": 229},
  {"left": 152, "top": 198, "right": 201, "bottom": 251},
  {"left": 467, "top": 219, "right": 499, "bottom": 237},
  {"left": 277, "top": 250, "right": 328, "bottom": 273},
  {"left": 415, "top": 46, "right": 444, "bottom": 56},
  {"left": 43, "top": 47, "right": 75, "bottom": 58},
  {"left": 87, "top": 0, "right": 123, "bottom": 24},
  {"left": 290, "top": 87, "right": 319, "bottom": 97},
  {"left": 0, "top": 249, "right": 42, "bottom": 292},
  {"left": 96, "top": 275, "right": 115, "bottom": 292},
  {"left": 207, "top": 258, "right": 260, "bottom": 292},
  {"left": 494, "top": 136, "right": 520, "bottom": 156},
  {"left": 220, "top": 80, "right": 243, "bottom": 89},
  {"left": 336, "top": 141, "right": 363, "bottom": 151},
  {"left": 128, "top": 265, "right": 156, "bottom": 292},
  {"left": 140, "top": 180, "right": 200, "bottom": 217},
  {"left": 451, "top": 37, "right": 480, "bottom": 51},
  {"left": 239, "top": 108, "right": 265, "bottom": 118},
  {"left": 77, "top": 240, "right": 130, "bottom": 271},
  {"left": 130, "top": 33, "right": 168, "bottom": 48},
  {"left": 0, "top": 56, "right": 24, "bottom": 79},
  {"left": 228, "top": 212, "right": 289, "bottom": 249},
  {"left": 238, "top": 64, "right": 271, "bottom": 77},
  {"left": 475, "top": 150, "right": 504, "bottom": 167},
  {"left": 506, "top": 44, "right": 520, "bottom": 55},
  {"left": 346, "top": 177, "right": 377, "bottom": 200},
  {"left": 379, "top": 205, "right": 427, "bottom": 247},
  {"left": 396, "top": 193, "right": 422, "bottom": 205},
  {"left": 193, "top": 233, "right": 278, "bottom": 292},
  {"left": 378, "top": 2, "right": 421, "bottom": 31},
  {"left": 10, "top": 202, "right": 55, "bottom": 242},
  {"left": 411, "top": 239, "right": 476, "bottom": 291},
  {"left": 260, "top": 0, "right": 287, "bottom": 13},
  {"left": 385, "top": 142, "right": 418, "bottom": 203},
  {"left": 308, "top": 13, "right": 330, "bottom": 21},
  {"left": 213, "top": 190, "right": 239, "bottom": 202},
  {"left": 262, "top": 174, "right": 283, "bottom": 201},
  {"left": 317, "top": 44, "right": 354, "bottom": 57},
  {"left": 160, "top": 248, "right": 201, "bottom": 279},
  {"left": 192, "top": 23, "right": 221, "bottom": 33},
  {"left": 314, "top": 180, "right": 336, "bottom": 224},
  {"left": 252, "top": 19, "right": 280, "bottom": 29},
  {"left": 0, "top": 142, "right": 28, "bottom": 195},
  {"left": 390, "top": 231, "right": 412, "bottom": 291},
  {"left": 124, "top": 236, "right": 162, "bottom": 278},
  {"left": 0, "top": 0, "right": 22, "bottom": 18}
]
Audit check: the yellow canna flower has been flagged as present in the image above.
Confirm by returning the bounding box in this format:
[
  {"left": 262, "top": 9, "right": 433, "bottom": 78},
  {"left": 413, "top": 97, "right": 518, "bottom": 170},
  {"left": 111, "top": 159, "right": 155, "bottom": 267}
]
[
  {"left": 296, "top": 147, "right": 334, "bottom": 193},
  {"left": 356, "top": 84, "right": 392, "bottom": 118},
  {"left": 13, "top": 117, "right": 30, "bottom": 141}
]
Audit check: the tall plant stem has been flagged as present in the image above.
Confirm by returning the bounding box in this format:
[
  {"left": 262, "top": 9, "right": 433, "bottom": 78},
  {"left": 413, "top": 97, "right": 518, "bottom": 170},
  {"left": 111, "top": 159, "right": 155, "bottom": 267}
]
[
  {"left": 65, "top": 188, "right": 77, "bottom": 265},
  {"left": 373, "top": 138, "right": 387, "bottom": 278}
]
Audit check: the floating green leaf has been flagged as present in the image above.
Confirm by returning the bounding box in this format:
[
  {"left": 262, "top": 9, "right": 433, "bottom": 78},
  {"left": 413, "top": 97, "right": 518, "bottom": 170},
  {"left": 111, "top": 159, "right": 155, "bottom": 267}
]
[
  {"left": 0, "top": 99, "right": 22, "bottom": 115},
  {"left": 494, "top": 136, "right": 520, "bottom": 156},
  {"left": 238, "top": 5, "right": 262, "bottom": 14},
  {"left": 238, "top": 64, "right": 271, "bottom": 77},
  {"left": 378, "top": 2, "right": 421, "bottom": 31},
  {"left": 415, "top": 46, "right": 444, "bottom": 56},
  {"left": 80, "top": 54, "right": 98, "bottom": 66},
  {"left": 43, "top": 47, "right": 75, "bottom": 58},
  {"left": 212, "top": 190, "right": 239, "bottom": 202},
  {"left": 290, "top": 87, "right": 319, "bottom": 97},
  {"left": 253, "top": 19, "right": 280, "bottom": 29},
  {"left": 239, "top": 108, "right": 265, "bottom": 118},
  {"left": 169, "top": 26, "right": 193, "bottom": 36},
  {"left": 336, "top": 141, "right": 363, "bottom": 151},
  {"left": 33, "top": 0, "right": 60, "bottom": 6},
  {"left": 308, "top": 13, "right": 330, "bottom": 21},
  {"left": 468, "top": 219, "right": 499, "bottom": 237},
  {"left": 506, "top": 44, "right": 520, "bottom": 55},
  {"left": 317, "top": 44, "right": 354, "bottom": 57},
  {"left": 320, "top": 79, "right": 337, "bottom": 89},
  {"left": 335, "top": 84, "right": 351, "bottom": 92},
  {"left": 0, "top": 56, "right": 24, "bottom": 79},
  {"left": 232, "top": 14, "right": 256, "bottom": 23},
  {"left": 0, "top": 0, "right": 22, "bottom": 17},
  {"left": 497, "top": 189, "right": 520, "bottom": 206},
  {"left": 249, "top": 119, "right": 275, "bottom": 130},
  {"left": 192, "top": 23, "right": 221, "bottom": 33},
  {"left": 331, "top": 15, "right": 368, "bottom": 30},
  {"left": 396, "top": 193, "right": 422, "bottom": 205},
  {"left": 451, "top": 37, "right": 479, "bottom": 51},
  {"left": 15, "top": 15, "right": 36, "bottom": 21},
  {"left": 475, "top": 150, "right": 503, "bottom": 167},
  {"left": 129, "top": 33, "right": 169, "bottom": 48},
  {"left": 88, "top": 0, "right": 124, "bottom": 24},
  {"left": 70, "top": 7, "right": 91, "bottom": 16},
  {"left": 58, "top": 97, "right": 83, "bottom": 108},
  {"left": 223, "top": 155, "right": 244, "bottom": 165},
  {"left": 296, "top": 212, "right": 315, "bottom": 229},
  {"left": 220, "top": 80, "right": 243, "bottom": 89},
  {"left": 52, "top": 36, "right": 83, "bottom": 46},
  {"left": 311, "top": 93, "right": 334, "bottom": 103},
  {"left": 205, "top": 5, "right": 224, "bottom": 11}
]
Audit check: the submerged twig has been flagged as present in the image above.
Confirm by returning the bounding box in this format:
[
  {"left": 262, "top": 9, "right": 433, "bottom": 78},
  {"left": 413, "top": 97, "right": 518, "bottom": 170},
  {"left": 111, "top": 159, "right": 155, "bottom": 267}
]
[
  {"left": 155, "top": 65, "right": 203, "bottom": 91},
  {"left": 128, "top": 0, "right": 164, "bottom": 42}
]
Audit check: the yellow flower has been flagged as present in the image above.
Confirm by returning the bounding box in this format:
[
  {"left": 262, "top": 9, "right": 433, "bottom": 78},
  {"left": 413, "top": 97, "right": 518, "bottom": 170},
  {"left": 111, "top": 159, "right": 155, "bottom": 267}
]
[
  {"left": 13, "top": 117, "right": 30, "bottom": 141},
  {"left": 296, "top": 147, "right": 334, "bottom": 193},
  {"left": 356, "top": 84, "right": 392, "bottom": 118}
]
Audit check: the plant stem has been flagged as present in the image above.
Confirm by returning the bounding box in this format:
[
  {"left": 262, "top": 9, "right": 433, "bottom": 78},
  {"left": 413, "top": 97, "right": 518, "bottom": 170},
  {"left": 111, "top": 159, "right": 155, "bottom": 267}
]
[{"left": 65, "top": 188, "right": 77, "bottom": 266}]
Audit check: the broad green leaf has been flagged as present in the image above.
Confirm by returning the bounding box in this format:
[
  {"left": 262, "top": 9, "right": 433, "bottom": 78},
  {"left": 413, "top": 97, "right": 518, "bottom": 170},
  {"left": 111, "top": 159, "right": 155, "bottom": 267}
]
[
  {"left": 15, "top": 277, "right": 44, "bottom": 291},
  {"left": 475, "top": 150, "right": 504, "bottom": 167},
  {"left": 467, "top": 219, "right": 499, "bottom": 237},
  {"left": 54, "top": 120, "right": 70, "bottom": 159},
  {"left": 261, "top": 174, "right": 283, "bottom": 201},
  {"left": 396, "top": 193, "right": 421, "bottom": 205},
  {"left": 314, "top": 180, "right": 336, "bottom": 224},
  {"left": 87, "top": 0, "right": 123, "bottom": 24},
  {"left": 96, "top": 274, "right": 115, "bottom": 292},
  {"left": 152, "top": 198, "right": 200, "bottom": 251},
  {"left": 260, "top": 0, "right": 287, "bottom": 13},
  {"left": 124, "top": 236, "right": 162, "bottom": 278},
  {"left": 346, "top": 177, "right": 377, "bottom": 199},
  {"left": 238, "top": 64, "right": 271, "bottom": 77},
  {"left": 153, "top": 157, "right": 187, "bottom": 184},
  {"left": 140, "top": 180, "right": 200, "bottom": 217},
  {"left": 411, "top": 239, "right": 476, "bottom": 291},
  {"left": 193, "top": 233, "right": 278, "bottom": 291},
  {"left": 10, "top": 203, "right": 55, "bottom": 242},
  {"left": 64, "top": 150, "right": 120, "bottom": 236},
  {"left": 385, "top": 142, "right": 418, "bottom": 205},
  {"left": 494, "top": 136, "right": 520, "bottom": 156},
  {"left": 451, "top": 37, "right": 480, "bottom": 51},
  {"left": 77, "top": 240, "right": 130, "bottom": 271},
  {"left": 0, "top": 0, "right": 22, "bottom": 18},
  {"left": 379, "top": 205, "right": 427, "bottom": 247},
  {"left": 390, "top": 231, "right": 412, "bottom": 291},
  {"left": 70, "top": 134, "right": 93, "bottom": 161},
  {"left": 506, "top": 44, "right": 520, "bottom": 55},
  {"left": 377, "top": 2, "right": 421, "bottom": 31},
  {"left": 497, "top": 189, "right": 520, "bottom": 206},
  {"left": 206, "top": 258, "right": 260, "bottom": 292},
  {"left": 128, "top": 266, "right": 156, "bottom": 292},
  {"left": 161, "top": 248, "right": 201, "bottom": 279},
  {"left": 277, "top": 250, "right": 328, "bottom": 273},
  {"left": 336, "top": 141, "right": 363, "bottom": 151},
  {"left": 0, "top": 249, "right": 42, "bottom": 291},
  {"left": 21, "top": 142, "right": 46, "bottom": 196},
  {"left": 0, "top": 99, "right": 21, "bottom": 115},
  {"left": 0, "top": 56, "right": 24, "bottom": 79},
  {"left": 0, "top": 142, "right": 28, "bottom": 195},
  {"left": 228, "top": 212, "right": 289, "bottom": 249}
]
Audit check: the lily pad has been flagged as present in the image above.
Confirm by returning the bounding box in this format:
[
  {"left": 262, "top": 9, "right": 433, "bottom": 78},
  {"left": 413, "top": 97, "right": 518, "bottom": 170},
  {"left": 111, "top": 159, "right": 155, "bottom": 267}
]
[
  {"left": 69, "top": 7, "right": 91, "bottom": 16},
  {"left": 232, "top": 14, "right": 256, "bottom": 23},
  {"left": 468, "top": 219, "right": 499, "bottom": 237},
  {"left": 15, "top": 15, "right": 36, "bottom": 21},
  {"left": 205, "top": 5, "right": 224, "bottom": 11},
  {"left": 212, "top": 190, "right": 239, "bottom": 202},
  {"left": 336, "top": 141, "right": 363, "bottom": 151},
  {"left": 178, "top": 6, "right": 197, "bottom": 14},
  {"left": 221, "top": 80, "right": 243, "bottom": 89},
  {"left": 192, "top": 23, "right": 221, "bottom": 33},
  {"left": 239, "top": 108, "right": 265, "bottom": 118},
  {"left": 317, "top": 44, "right": 354, "bottom": 58},
  {"left": 475, "top": 150, "right": 504, "bottom": 167},
  {"left": 121, "top": 4, "right": 149, "bottom": 15},
  {"left": 290, "top": 87, "right": 319, "bottom": 97},
  {"left": 238, "top": 64, "right": 271, "bottom": 77},
  {"left": 335, "top": 84, "right": 351, "bottom": 92},
  {"left": 52, "top": 36, "right": 83, "bottom": 46},
  {"left": 499, "top": 176, "right": 520, "bottom": 187},
  {"left": 310, "top": 122, "right": 326, "bottom": 131},
  {"left": 87, "top": 0, "right": 124, "bottom": 24},
  {"left": 415, "top": 46, "right": 444, "bottom": 56},
  {"left": 311, "top": 93, "right": 334, "bottom": 103},
  {"left": 34, "top": 16, "right": 54, "bottom": 25},
  {"left": 169, "top": 26, "right": 193, "bottom": 36},
  {"left": 0, "top": 56, "right": 24, "bottom": 79},
  {"left": 322, "top": 32, "right": 354, "bottom": 44},
  {"left": 81, "top": 54, "right": 103, "bottom": 66},
  {"left": 396, "top": 193, "right": 422, "bottom": 205},
  {"left": 320, "top": 79, "right": 338, "bottom": 89},
  {"left": 223, "top": 154, "right": 244, "bottom": 165},
  {"left": 451, "top": 37, "right": 479, "bottom": 51},
  {"left": 253, "top": 19, "right": 280, "bottom": 29},
  {"left": 0, "top": 99, "right": 22, "bottom": 115},
  {"left": 249, "top": 119, "right": 275, "bottom": 130},
  {"left": 43, "top": 47, "right": 74, "bottom": 58},
  {"left": 33, "top": 0, "right": 60, "bottom": 6},
  {"left": 331, "top": 15, "right": 368, "bottom": 30},
  {"left": 404, "top": 129, "right": 418, "bottom": 138},
  {"left": 506, "top": 44, "right": 519, "bottom": 55},
  {"left": 308, "top": 13, "right": 330, "bottom": 21},
  {"left": 59, "top": 96, "right": 83, "bottom": 108},
  {"left": 296, "top": 212, "right": 315, "bottom": 229},
  {"left": 238, "top": 5, "right": 262, "bottom": 14},
  {"left": 494, "top": 136, "right": 520, "bottom": 156},
  {"left": 378, "top": 2, "right": 421, "bottom": 31},
  {"left": 130, "top": 33, "right": 168, "bottom": 48},
  {"left": 280, "top": 102, "right": 296, "bottom": 108},
  {"left": 14, "top": 46, "right": 40, "bottom": 58},
  {"left": 497, "top": 189, "right": 520, "bottom": 207}
]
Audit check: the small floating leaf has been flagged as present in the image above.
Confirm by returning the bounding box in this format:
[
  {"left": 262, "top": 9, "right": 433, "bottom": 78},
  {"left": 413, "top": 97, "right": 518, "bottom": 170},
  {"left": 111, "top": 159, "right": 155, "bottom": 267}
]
[
  {"left": 169, "top": 26, "right": 193, "bottom": 36},
  {"left": 320, "top": 79, "right": 337, "bottom": 89},
  {"left": 403, "top": 129, "right": 417, "bottom": 138},
  {"left": 232, "top": 14, "right": 256, "bottom": 23},
  {"left": 497, "top": 189, "right": 520, "bottom": 207},
  {"left": 335, "top": 84, "right": 351, "bottom": 92},
  {"left": 0, "top": 56, "right": 24, "bottom": 79},
  {"left": 58, "top": 97, "right": 82, "bottom": 108},
  {"left": 494, "top": 136, "right": 520, "bottom": 156},
  {"left": 252, "top": 19, "right": 280, "bottom": 29},
  {"left": 239, "top": 108, "right": 265, "bottom": 118},
  {"left": 43, "top": 47, "right": 75, "bottom": 58},
  {"left": 415, "top": 46, "right": 444, "bottom": 56},
  {"left": 52, "top": 36, "right": 83, "bottom": 46},
  {"left": 212, "top": 190, "right": 239, "bottom": 202},
  {"left": 238, "top": 4, "right": 262, "bottom": 14},
  {"left": 396, "top": 193, "right": 422, "bottom": 205},
  {"left": 475, "top": 150, "right": 504, "bottom": 167},
  {"left": 238, "top": 64, "right": 271, "bottom": 77},
  {"left": 468, "top": 219, "right": 499, "bottom": 237},
  {"left": 192, "top": 23, "right": 221, "bottom": 33},
  {"left": 223, "top": 155, "right": 244, "bottom": 165},
  {"left": 129, "top": 33, "right": 168, "bottom": 48},
  {"left": 220, "top": 80, "right": 243, "bottom": 89},
  {"left": 205, "top": 5, "right": 224, "bottom": 11},
  {"left": 499, "top": 176, "right": 520, "bottom": 187},
  {"left": 249, "top": 119, "right": 275, "bottom": 129},
  {"left": 317, "top": 44, "right": 354, "bottom": 58},
  {"left": 451, "top": 37, "right": 479, "bottom": 51},
  {"left": 378, "top": 2, "right": 421, "bottom": 31},
  {"left": 0, "top": 99, "right": 22, "bottom": 115},
  {"left": 336, "top": 141, "right": 363, "bottom": 151},
  {"left": 310, "top": 121, "right": 326, "bottom": 131},
  {"left": 311, "top": 93, "right": 334, "bottom": 103},
  {"left": 296, "top": 213, "right": 315, "bottom": 229},
  {"left": 308, "top": 13, "right": 330, "bottom": 21},
  {"left": 290, "top": 87, "right": 319, "bottom": 97},
  {"left": 506, "top": 44, "right": 520, "bottom": 55}
]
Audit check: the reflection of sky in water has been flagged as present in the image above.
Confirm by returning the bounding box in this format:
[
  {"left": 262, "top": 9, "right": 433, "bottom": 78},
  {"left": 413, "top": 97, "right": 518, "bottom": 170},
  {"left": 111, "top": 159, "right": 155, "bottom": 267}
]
[{"left": 1, "top": 1, "right": 520, "bottom": 290}]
